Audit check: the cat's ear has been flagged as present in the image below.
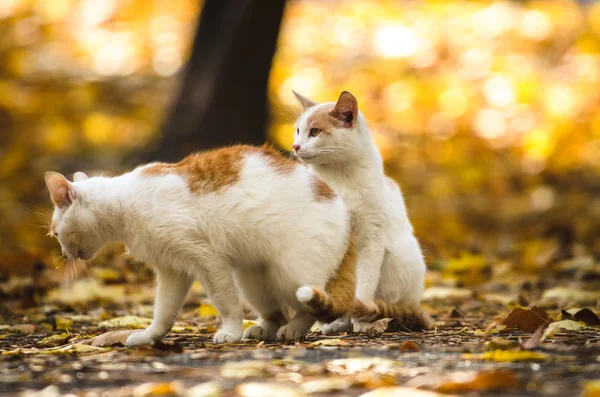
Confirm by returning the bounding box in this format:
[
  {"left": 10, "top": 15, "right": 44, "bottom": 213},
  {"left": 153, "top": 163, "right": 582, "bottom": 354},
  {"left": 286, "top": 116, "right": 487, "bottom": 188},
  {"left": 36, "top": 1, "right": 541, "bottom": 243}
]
[
  {"left": 292, "top": 90, "right": 318, "bottom": 110},
  {"left": 45, "top": 172, "right": 75, "bottom": 208},
  {"left": 73, "top": 172, "right": 88, "bottom": 182},
  {"left": 330, "top": 91, "right": 358, "bottom": 128}
]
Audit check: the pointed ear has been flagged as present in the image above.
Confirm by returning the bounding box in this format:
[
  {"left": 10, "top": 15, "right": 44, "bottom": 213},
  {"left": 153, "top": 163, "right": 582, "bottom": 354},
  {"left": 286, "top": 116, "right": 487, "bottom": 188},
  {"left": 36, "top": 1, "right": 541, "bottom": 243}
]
[
  {"left": 73, "top": 172, "right": 88, "bottom": 182},
  {"left": 329, "top": 91, "right": 358, "bottom": 128},
  {"left": 45, "top": 172, "right": 75, "bottom": 208},
  {"left": 292, "top": 90, "right": 318, "bottom": 110}
]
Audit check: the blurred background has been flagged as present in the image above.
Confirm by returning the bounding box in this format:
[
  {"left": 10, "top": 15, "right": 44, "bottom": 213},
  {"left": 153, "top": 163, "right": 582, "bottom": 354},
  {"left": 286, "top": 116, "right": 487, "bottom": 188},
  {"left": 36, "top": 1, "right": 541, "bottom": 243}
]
[{"left": 1, "top": 0, "right": 600, "bottom": 296}]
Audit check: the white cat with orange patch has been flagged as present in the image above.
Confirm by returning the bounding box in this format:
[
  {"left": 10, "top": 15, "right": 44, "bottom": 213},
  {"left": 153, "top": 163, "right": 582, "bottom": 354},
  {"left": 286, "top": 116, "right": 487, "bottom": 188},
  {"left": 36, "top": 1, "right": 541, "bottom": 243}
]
[
  {"left": 292, "top": 91, "right": 429, "bottom": 333},
  {"left": 44, "top": 145, "right": 357, "bottom": 345}
]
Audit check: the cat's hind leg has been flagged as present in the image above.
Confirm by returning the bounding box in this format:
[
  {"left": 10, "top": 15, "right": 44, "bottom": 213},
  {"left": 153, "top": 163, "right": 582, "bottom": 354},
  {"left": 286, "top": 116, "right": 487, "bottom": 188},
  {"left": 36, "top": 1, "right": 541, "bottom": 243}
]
[
  {"left": 236, "top": 268, "right": 287, "bottom": 341},
  {"left": 276, "top": 310, "right": 316, "bottom": 342}
]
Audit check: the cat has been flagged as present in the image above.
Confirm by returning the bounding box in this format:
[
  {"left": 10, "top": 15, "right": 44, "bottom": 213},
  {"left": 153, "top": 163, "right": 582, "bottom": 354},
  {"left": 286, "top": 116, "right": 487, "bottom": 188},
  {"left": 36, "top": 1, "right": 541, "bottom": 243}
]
[
  {"left": 292, "top": 91, "right": 430, "bottom": 333},
  {"left": 44, "top": 145, "right": 357, "bottom": 345}
]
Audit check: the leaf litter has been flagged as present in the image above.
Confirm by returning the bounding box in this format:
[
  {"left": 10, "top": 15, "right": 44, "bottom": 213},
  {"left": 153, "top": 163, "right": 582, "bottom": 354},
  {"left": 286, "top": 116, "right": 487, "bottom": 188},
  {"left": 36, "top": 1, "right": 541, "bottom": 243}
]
[{"left": 1, "top": 249, "right": 599, "bottom": 397}]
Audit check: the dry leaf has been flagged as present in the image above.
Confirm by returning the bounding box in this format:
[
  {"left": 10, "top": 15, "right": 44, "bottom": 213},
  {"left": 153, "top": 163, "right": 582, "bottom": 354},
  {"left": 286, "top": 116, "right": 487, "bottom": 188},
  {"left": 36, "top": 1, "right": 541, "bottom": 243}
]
[
  {"left": 520, "top": 323, "right": 547, "bottom": 350},
  {"left": 236, "top": 382, "right": 304, "bottom": 397},
  {"left": 301, "top": 377, "right": 354, "bottom": 393},
  {"left": 360, "top": 387, "right": 458, "bottom": 397},
  {"left": 399, "top": 340, "right": 420, "bottom": 352},
  {"left": 185, "top": 382, "right": 222, "bottom": 397},
  {"left": 561, "top": 308, "right": 600, "bottom": 326},
  {"left": 7, "top": 324, "right": 37, "bottom": 334},
  {"left": 80, "top": 330, "right": 138, "bottom": 347},
  {"left": 435, "top": 370, "right": 519, "bottom": 393},
  {"left": 310, "top": 338, "right": 347, "bottom": 346},
  {"left": 501, "top": 307, "right": 549, "bottom": 332},
  {"left": 541, "top": 320, "right": 584, "bottom": 341}
]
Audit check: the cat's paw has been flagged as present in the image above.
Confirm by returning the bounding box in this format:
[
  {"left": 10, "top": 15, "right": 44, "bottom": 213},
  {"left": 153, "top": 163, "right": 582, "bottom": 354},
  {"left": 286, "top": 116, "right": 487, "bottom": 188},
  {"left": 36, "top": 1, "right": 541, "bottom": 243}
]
[
  {"left": 352, "top": 320, "right": 373, "bottom": 333},
  {"left": 125, "top": 330, "right": 155, "bottom": 347},
  {"left": 213, "top": 329, "right": 242, "bottom": 344},
  {"left": 322, "top": 318, "right": 351, "bottom": 335},
  {"left": 243, "top": 325, "right": 277, "bottom": 341},
  {"left": 276, "top": 323, "right": 306, "bottom": 342}
]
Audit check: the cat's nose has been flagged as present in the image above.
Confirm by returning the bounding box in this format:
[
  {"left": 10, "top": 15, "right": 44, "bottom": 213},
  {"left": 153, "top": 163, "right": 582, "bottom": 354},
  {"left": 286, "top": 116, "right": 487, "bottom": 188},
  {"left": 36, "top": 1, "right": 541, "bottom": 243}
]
[{"left": 293, "top": 144, "right": 301, "bottom": 152}]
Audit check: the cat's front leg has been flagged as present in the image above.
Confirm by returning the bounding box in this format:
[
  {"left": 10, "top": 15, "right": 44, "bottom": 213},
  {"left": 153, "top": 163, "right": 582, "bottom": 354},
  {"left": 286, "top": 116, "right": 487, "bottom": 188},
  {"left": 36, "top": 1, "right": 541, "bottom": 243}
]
[
  {"left": 353, "top": 238, "right": 385, "bottom": 333},
  {"left": 126, "top": 269, "right": 192, "bottom": 347},
  {"left": 197, "top": 257, "right": 243, "bottom": 343}
]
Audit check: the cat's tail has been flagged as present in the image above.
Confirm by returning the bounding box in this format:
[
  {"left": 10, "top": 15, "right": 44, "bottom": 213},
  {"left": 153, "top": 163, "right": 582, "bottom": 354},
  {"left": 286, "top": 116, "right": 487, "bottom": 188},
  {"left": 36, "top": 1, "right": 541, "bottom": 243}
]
[
  {"left": 296, "top": 286, "right": 351, "bottom": 323},
  {"left": 352, "top": 299, "right": 432, "bottom": 331}
]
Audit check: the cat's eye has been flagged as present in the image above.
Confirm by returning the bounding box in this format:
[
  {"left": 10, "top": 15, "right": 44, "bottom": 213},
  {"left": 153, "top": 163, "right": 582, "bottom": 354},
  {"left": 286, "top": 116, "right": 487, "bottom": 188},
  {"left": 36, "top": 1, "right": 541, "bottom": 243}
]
[
  {"left": 296, "top": 128, "right": 299, "bottom": 135},
  {"left": 309, "top": 128, "right": 321, "bottom": 137}
]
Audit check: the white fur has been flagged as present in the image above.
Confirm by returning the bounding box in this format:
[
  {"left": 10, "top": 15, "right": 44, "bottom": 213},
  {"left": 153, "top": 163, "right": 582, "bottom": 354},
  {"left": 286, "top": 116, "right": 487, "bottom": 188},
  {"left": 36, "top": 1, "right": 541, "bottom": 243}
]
[
  {"left": 295, "top": 286, "right": 314, "bottom": 303},
  {"left": 293, "top": 101, "right": 426, "bottom": 331},
  {"left": 47, "top": 150, "right": 351, "bottom": 344}
]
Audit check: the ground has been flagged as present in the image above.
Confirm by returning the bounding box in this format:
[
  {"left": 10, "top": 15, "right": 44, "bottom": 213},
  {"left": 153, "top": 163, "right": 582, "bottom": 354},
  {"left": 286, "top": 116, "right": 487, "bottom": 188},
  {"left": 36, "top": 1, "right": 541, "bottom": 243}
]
[{"left": 1, "top": 249, "right": 600, "bottom": 397}]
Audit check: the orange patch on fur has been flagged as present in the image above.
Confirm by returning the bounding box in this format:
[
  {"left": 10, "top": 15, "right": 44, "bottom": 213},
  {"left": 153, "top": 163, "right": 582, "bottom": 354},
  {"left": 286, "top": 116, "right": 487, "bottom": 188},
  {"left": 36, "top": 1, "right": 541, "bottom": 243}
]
[
  {"left": 141, "top": 145, "right": 297, "bottom": 194},
  {"left": 310, "top": 174, "right": 336, "bottom": 202},
  {"left": 305, "top": 104, "right": 343, "bottom": 133}
]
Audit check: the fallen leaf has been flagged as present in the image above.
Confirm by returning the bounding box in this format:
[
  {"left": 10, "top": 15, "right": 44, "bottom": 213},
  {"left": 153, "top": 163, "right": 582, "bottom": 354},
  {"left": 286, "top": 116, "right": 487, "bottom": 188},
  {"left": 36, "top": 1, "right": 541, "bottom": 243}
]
[
  {"left": 521, "top": 324, "right": 547, "bottom": 350},
  {"left": 21, "top": 385, "right": 62, "bottom": 397},
  {"left": 37, "top": 333, "right": 70, "bottom": 348},
  {"left": 198, "top": 304, "right": 219, "bottom": 318},
  {"left": 367, "top": 318, "right": 393, "bottom": 338},
  {"left": 541, "top": 320, "right": 584, "bottom": 341},
  {"left": 541, "top": 287, "right": 600, "bottom": 305},
  {"left": 236, "top": 382, "right": 304, "bottom": 397},
  {"left": 561, "top": 308, "right": 600, "bottom": 326},
  {"left": 185, "top": 382, "right": 222, "bottom": 397},
  {"left": 435, "top": 370, "right": 519, "bottom": 393},
  {"left": 98, "top": 315, "right": 152, "bottom": 329},
  {"left": 80, "top": 330, "right": 137, "bottom": 347},
  {"left": 327, "top": 358, "right": 399, "bottom": 375},
  {"left": 486, "top": 338, "right": 519, "bottom": 351},
  {"left": 133, "top": 382, "right": 183, "bottom": 397},
  {"left": 301, "top": 377, "right": 354, "bottom": 393},
  {"left": 399, "top": 340, "right": 420, "bottom": 352},
  {"left": 311, "top": 338, "right": 347, "bottom": 346},
  {"left": 463, "top": 350, "right": 548, "bottom": 362},
  {"left": 221, "top": 361, "right": 268, "bottom": 379},
  {"left": 7, "top": 324, "right": 37, "bottom": 334},
  {"left": 360, "top": 387, "right": 458, "bottom": 397},
  {"left": 583, "top": 380, "right": 600, "bottom": 397},
  {"left": 449, "top": 307, "right": 464, "bottom": 318},
  {"left": 501, "top": 307, "right": 549, "bottom": 332}
]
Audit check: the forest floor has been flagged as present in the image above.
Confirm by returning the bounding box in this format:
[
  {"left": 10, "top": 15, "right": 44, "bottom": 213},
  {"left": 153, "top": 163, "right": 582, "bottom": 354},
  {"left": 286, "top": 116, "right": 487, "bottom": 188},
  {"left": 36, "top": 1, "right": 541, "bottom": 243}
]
[{"left": 1, "top": 248, "right": 600, "bottom": 397}]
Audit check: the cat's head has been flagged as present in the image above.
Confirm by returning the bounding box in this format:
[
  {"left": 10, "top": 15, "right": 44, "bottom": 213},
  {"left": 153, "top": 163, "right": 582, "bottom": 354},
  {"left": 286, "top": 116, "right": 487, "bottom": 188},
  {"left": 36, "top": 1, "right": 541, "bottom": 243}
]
[
  {"left": 292, "top": 90, "right": 366, "bottom": 165},
  {"left": 44, "top": 171, "right": 103, "bottom": 261}
]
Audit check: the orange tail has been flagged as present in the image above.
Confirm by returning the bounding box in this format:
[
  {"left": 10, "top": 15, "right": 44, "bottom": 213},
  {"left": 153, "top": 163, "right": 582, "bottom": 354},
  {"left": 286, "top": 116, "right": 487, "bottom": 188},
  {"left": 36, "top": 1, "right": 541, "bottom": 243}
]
[
  {"left": 296, "top": 286, "right": 351, "bottom": 323},
  {"left": 352, "top": 299, "right": 432, "bottom": 331}
]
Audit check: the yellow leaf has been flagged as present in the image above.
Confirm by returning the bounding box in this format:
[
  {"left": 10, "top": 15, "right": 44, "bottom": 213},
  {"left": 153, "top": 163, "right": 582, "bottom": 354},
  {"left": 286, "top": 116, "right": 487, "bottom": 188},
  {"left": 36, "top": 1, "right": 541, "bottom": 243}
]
[
  {"left": 198, "top": 304, "right": 219, "bottom": 318},
  {"left": 463, "top": 350, "right": 548, "bottom": 362},
  {"left": 98, "top": 315, "right": 152, "bottom": 329},
  {"left": 55, "top": 316, "right": 74, "bottom": 331},
  {"left": 583, "top": 380, "right": 600, "bottom": 397},
  {"left": 541, "top": 320, "right": 584, "bottom": 341}
]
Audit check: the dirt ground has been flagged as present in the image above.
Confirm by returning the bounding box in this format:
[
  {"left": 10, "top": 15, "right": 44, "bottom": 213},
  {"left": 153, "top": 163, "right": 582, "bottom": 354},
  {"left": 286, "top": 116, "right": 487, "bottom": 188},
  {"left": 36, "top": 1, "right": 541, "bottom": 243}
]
[{"left": 1, "top": 250, "right": 600, "bottom": 397}]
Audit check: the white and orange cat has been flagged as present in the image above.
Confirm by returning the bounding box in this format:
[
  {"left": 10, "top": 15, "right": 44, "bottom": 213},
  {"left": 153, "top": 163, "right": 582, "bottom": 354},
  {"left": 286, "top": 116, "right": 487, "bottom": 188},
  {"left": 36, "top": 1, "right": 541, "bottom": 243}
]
[
  {"left": 44, "top": 145, "right": 357, "bottom": 345},
  {"left": 292, "top": 91, "right": 429, "bottom": 333}
]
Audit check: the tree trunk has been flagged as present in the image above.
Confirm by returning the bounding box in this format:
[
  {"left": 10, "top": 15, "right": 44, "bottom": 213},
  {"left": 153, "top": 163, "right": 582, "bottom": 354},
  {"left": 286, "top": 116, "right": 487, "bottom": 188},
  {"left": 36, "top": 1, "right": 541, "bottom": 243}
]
[{"left": 149, "top": 0, "right": 286, "bottom": 162}]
